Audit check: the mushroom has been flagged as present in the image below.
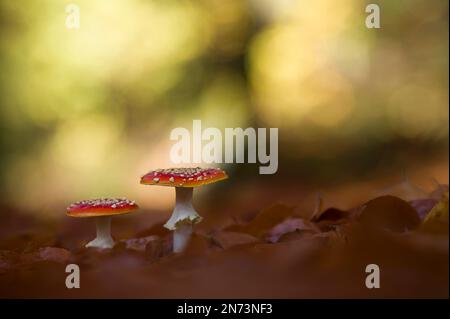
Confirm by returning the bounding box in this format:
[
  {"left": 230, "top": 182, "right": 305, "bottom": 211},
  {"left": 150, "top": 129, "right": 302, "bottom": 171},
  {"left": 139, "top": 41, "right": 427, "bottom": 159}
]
[
  {"left": 140, "top": 167, "right": 228, "bottom": 253},
  {"left": 66, "top": 198, "right": 139, "bottom": 249}
]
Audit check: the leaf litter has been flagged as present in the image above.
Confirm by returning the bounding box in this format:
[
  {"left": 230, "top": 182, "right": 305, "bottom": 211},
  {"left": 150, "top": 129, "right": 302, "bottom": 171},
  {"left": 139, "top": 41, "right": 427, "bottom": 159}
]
[{"left": 0, "top": 182, "right": 448, "bottom": 298}]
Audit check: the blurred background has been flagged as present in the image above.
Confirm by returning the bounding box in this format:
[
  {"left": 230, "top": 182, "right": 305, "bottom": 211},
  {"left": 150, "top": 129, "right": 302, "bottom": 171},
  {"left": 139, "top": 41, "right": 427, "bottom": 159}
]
[{"left": 0, "top": 0, "right": 448, "bottom": 220}]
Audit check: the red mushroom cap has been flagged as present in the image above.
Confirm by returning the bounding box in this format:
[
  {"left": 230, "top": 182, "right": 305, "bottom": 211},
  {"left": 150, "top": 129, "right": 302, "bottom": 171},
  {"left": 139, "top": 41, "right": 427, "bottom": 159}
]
[
  {"left": 140, "top": 167, "right": 228, "bottom": 188},
  {"left": 66, "top": 198, "right": 139, "bottom": 217}
]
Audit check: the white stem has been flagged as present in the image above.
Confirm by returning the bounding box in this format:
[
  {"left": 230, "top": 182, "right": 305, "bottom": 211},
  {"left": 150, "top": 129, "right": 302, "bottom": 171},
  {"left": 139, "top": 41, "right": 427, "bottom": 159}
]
[
  {"left": 173, "top": 224, "right": 193, "bottom": 253},
  {"left": 86, "top": 216, "right": 115, "bottom": 249},
  {"left": 164, "top": 187, "right": 202, "bottom": 253}
]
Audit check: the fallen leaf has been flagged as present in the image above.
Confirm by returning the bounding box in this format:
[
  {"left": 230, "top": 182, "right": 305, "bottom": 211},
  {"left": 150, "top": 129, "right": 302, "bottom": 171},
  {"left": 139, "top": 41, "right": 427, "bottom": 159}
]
[
  {"left": 15, "top": 247, "right": 73, "bottom": 268},
  {"left": 120, "top": 235, "right": 160, "bottom": 252},
  {"left": 308, "top": 192, "right": 323, "bottom": 221},
  {"left": 421, "top": 191, "right": 449, "bottom": 233},
  {"left": 430, "top": 183, "right": 449, "bottom": 200},
  {"left": 145, "top": 237, "right": 168, "bottom": 262},
  {"left": 409, "top": 198, "right": 437, "bottom": 220},
  {"left": 225, "top": 203, "right": 297, "bottom": 238},
  {"left": 313, "top": 206, "right": 360, "bottom": 232},
  {"left": 210, "top": 231, "right": 259, "bottom": 249},
  {"left": 313, "top": 207, "right": 349, "bottom": 223},
  {"left": 357, "top": 195, "right": 421, "bottom": 232},
  {"left": 35, "top": 247, "right": 72, "bottom": 263},
  {"left": 135, "top": 222, "right": 170, "bottom": 238},
  {"left": 0, "top": 250, "right": 19, "bottom": 273},
  {"left": 265, "top": 218, "right": 319, "bottom": 243}
]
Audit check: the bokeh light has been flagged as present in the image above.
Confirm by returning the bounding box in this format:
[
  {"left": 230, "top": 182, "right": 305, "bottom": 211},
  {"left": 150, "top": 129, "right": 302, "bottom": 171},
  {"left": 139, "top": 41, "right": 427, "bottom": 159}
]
[{"left": 0, "top": 0, "right": 447, "bottom": 217}]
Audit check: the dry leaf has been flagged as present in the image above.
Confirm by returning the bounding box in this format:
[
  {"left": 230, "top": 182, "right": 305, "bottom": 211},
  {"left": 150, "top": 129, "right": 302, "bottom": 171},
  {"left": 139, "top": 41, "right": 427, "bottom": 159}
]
[
  {"left": 34, "top": 247, "right": 72, "bottom": 263},
  {"left": 225, "top": 203, "right": 296, "bottom": 238},
  {"left": 135, "top": 222, "right": 170, "bottom": 238},
  {"left": 430, "top": 183, "right": 449, "bottom": 200},
  {"left": 265, "top": 218, "right": 319, "bottom": 243},
  {"left": 409, "top": 198, "right": 437, "bottom": 220},
  {"left": 145, "top": 237, "right": 168, "bottom": 262},
  {"left": 120, "top": 235, "right": 161, "bottom": 252},
  {"left": 314, "top": 207, "right": 349, "bottom": 223},
  {"left": 357, "top": 195, "right": 421, "bottom": 232},
  {"left": 211, "top": 231, "right": 259, "bottom": 249},
  {"left": 421, "top": 191, "right": 449, "bottom": 233}
]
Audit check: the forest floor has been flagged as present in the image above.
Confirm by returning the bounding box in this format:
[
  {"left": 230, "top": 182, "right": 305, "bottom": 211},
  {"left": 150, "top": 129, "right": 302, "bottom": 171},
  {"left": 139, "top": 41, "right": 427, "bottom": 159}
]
[{"left": 0, "top": 159, "right": 448, "bottom": 298}]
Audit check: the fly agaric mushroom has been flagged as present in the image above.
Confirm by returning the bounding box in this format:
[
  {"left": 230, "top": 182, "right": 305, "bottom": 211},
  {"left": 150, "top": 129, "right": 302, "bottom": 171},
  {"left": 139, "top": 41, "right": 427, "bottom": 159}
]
[
  {"left": 140, "top": 167, "right": 228, "bottom": 253},
  {"left": 66, "top": 198, "right": 138, "bottom": 249}
]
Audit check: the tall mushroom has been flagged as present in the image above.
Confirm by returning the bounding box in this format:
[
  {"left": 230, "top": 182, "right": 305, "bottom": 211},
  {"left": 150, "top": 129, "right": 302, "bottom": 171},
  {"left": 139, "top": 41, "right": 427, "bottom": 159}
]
[
  {"left": 140, "top": 167, "right": 228, "bottom": 253},
  {"left": 66, "top": 198, "right": 139, "bottom": 249}
]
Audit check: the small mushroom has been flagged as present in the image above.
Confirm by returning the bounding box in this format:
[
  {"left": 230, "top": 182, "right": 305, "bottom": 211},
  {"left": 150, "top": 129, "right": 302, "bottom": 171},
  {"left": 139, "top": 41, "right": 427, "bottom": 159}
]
[
  {"left": 140, "top": 167, "right": 228, "bottom": 253},
  {"left": 66, "top": 198, "right": 139, "bottom": 249}
]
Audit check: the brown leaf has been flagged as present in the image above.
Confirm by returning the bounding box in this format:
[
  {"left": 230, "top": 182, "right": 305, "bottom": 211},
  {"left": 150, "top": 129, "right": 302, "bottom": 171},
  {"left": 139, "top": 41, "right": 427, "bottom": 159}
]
[
  {"left": 308, "top": 192, "right": 323, "bottom": 221},
  {"left": 135, "top": 222, "right": 170, "bottom": 238},
  {"left": 313, "top": 207, "right": 349, "bottom": 223},
  {"left": 35, "top": 247, "right": 72, "bottom": 263},
  {"left": 120, "top": 235, "right": 161, "bottom": 252},
  {"left": 225, "top": 203, "right": 296, "bottom": 238},
  {"left": 211, "top": 231, "right": 259, "bottom": 249},
  {"left": 265, "top": 218, "right": 319, "bottom": 243},
  {"left": 145, "top": 237, "right": 168, "bottom": 262},
  {"left": 0, "top": 250, "right": 19, "bottom": 273},
  {"left": 18, "top": 247, "right": 72, "bottom": 267},
  {"left": 313, "top": 206, "right": 360, "bottom": 232},
  {"left": 357, "top": 195, "right": 421, "bottom": 232}
]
